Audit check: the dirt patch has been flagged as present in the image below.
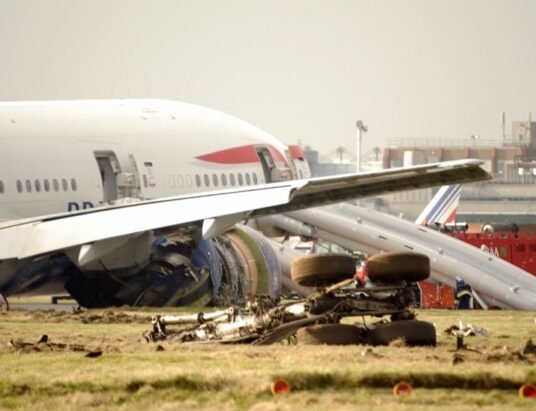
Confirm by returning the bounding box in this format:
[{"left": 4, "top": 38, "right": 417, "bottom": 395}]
[
  {"left": 78, "top": 310, "right": 151, "bottom": 324},
  {"left": 19, "top": 309, "right": 151, "bottom": 324},
  {"left": 7, "top": 335, "right": 98, "bottom": 355}
]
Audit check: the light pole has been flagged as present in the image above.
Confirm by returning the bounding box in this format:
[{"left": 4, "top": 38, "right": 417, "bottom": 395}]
[
  {"left": 356, "top": 120, "right": 368, "bottom": 172},
  {"left": 470, "top": 134, "right": 480, "bottom": 147}
]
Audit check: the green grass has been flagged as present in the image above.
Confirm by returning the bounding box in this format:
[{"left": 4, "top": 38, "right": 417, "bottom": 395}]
[{"left": 1, "top": 308, "right": 536, "bottom": 410}]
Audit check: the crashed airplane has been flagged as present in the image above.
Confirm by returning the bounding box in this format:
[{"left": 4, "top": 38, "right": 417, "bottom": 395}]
[{"left": 0, "top": 99, "right": 490, "bottom": 308}]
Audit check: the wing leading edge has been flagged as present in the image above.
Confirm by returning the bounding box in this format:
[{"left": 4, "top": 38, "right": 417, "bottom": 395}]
[{"left": 0, "top": 159, "right": 490, "bottom": 261}]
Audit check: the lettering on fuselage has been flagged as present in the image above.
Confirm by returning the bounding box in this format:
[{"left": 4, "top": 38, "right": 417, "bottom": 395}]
[{"left": 68, "top": 201, "right": 94, "bottom": 211}]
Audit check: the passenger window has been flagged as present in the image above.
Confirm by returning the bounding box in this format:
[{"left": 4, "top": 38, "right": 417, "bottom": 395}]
[
  {"left": 186, "top": 175, "right": 192, "bottom": 188},
  {"left": 212, "top": 174, "right": 218, "bottom": 187},
  {"left": 230, "top": 173, "right": 236, "bottom": 186},
  {"left": 252, "top": 173, "right": 258, "bottom": 185},
  {"left": 245, "top": 173, "right": 251, "bottom": 185},
  {"left": 169, "top": 175, "right": 176, "bottom": 188},
  {"left": 143, "top": 175, "right": 148, "bottom": 188},
  {"left": 62, "top": 178, "right": 68, "bottom": 191},
  {"left": 71, "top": 178, "right": 77, "bottom": 191},
  {"left": 221, "top": 174, "right": 227, "bottom": 186},
  {"left": 53, "top": 179, "right": 59, "bottom": 192},
  {"left": 25, "top": 179, "right": 32, "bottom": 192},
  {"left": 238, "top": 173, "right": 243, "bottom": 186},
  {"left": 16, "top": 180, "right": 23, "bottom": 193},
  {"left": 177, "top": 175, "right": 184, "bottom": 188},
  {"left": 0, "top": 180, "right": 4, "bottom": 194},
  {"left": 35, "top": 179, "right": 41, "bottom": 192},
  {"left": 204, "top": 174, "right": 210, "bottom": 187},
  {"left": 195, "top": 174, "right": 201, "bottom": 187},
  {"left": 44, "top": 179, "right": 50, "bottom": 192}
]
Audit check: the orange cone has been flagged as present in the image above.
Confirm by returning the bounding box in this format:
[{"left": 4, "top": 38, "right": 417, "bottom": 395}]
[
  {"left": 271, "top": 379, "right": 290, "bottom": 395},
  {"left": 519, "top": 383, "right": 536, "bottom": 398},
  {"left": 393, "top": 381, "right": 413, "bottom": 397}
]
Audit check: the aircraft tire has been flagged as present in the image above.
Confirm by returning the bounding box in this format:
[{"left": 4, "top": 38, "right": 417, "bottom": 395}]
[
  {"left": 367, "top": 252, "right": 430, "bottom": 283},
  {"left": 296, "top": 323, "right": 362, "bottom": 345},
  {"left": 291, "top": 254, "right": 356, "bottom": 287},
  {"left": 368, "top": 320, "right": 436, "bottom": 346}
]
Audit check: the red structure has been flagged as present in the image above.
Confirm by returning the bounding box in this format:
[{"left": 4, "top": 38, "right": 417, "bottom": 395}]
[
  {"left": 418, "top": 232, "right": 536, "bottom": 308},
  {"left": 450, "top": 232, "right": 536, "bottom": 275},
  {"left": 418, "top": 282, "right": 455, "bottom": 309}
]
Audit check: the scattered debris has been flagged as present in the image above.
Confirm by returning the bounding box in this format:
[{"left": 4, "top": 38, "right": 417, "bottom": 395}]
[
  {"left": 142, "top": 275, "right": 432, "bottom": 346},
  {"left": 36, "top": 335, "right": 48, "bottom": 344},
  {"left": 456, "top": 334, "right": 464, "bottom": 351},
  {"left": 452, "top": 353, "right": 464, "bottom": 365},
  {"left": 361, "top": 347, "right": 372, "bottom": 356},
  {"left": 361, "top": 347, "right": 382, "bottom": 358},
  {"left": 445, "top": 321, "right": 488, "bottom": 337},
  {"left": 522, "top": 339, "right": 536, "bottom": 355},
  {"left": 85, "top": 351, "right": 103, "bottom": 358}
]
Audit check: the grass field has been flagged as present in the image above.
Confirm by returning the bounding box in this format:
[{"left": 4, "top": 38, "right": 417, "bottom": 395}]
[{"left": 1, "top": 306, "right": 536, "bottom": 410}]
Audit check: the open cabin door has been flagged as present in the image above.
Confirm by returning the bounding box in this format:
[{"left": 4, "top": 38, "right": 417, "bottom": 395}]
[
  {"left": 94, "top": 151, "right": 141, "bottom": 203},
  {"left": 94, "top": 151, "right": 120, "bottom": 203},
  {"left": 255, "top": 147, "right": 275, "bottom": 183},
  {"left": 255, "top": 146, "right": 292, "bottom": 182}
]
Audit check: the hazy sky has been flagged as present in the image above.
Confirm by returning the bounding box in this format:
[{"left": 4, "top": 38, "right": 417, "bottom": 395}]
[{"left": 1, "top": 0, "right": 535, "bottom": 155}]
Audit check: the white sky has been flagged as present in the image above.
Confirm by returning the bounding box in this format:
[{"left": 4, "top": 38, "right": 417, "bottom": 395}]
[{"left": 1, "top": 0, "right": 535, "bottom": 155}]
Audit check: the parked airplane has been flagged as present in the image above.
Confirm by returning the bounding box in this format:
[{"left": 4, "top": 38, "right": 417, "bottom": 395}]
[
  {"left": 414, "top": 185, "right": 462, "bottom": 226},
  {"left": 0, "top": 100, "right": 490, "bottom": 307}
]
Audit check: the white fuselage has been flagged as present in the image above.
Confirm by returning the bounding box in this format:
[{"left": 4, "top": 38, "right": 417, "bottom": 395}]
[{"left": 0, "top": 99, "right": 310, "bottom": 220}]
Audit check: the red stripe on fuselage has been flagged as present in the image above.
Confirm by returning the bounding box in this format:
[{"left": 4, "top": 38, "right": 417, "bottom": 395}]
[
  {"left": 196, "top": 144, "right": 287, "bottom": 164},
  {"left": 288, "top": 145, "right": 305, "bottom": 160}
]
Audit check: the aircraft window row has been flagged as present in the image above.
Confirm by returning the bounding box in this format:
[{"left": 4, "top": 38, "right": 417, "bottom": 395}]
[
  {"left": 188, "top": 172, "right": 259, "bottom": 189},
  {"left": 161, "top": 173, "right": 263, "bottom": 190},
  {"left": 14, "top": 178, "right": 78, "bottom": 193}
]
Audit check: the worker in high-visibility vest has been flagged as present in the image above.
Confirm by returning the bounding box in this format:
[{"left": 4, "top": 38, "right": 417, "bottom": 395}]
[{"left": 454, "top": 276, "right": 473, "bottom": 309}]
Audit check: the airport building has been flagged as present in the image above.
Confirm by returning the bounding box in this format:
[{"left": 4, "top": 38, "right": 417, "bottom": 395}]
[{"left": 305, "top": 119, "right": 536, "bottom": 224}]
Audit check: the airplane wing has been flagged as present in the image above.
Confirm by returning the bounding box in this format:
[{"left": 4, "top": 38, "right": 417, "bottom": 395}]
[{"left": 0, "top": 159, "right": 490, "bottom": 261}]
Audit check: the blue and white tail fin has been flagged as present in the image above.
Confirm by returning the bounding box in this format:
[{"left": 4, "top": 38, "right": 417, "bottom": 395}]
[{"left": 415, "top": 185, "right": 462, "bottom": 225}]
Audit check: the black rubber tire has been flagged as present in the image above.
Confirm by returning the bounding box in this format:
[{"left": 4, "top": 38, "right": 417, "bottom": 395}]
[
  {"left": 296, "top": 323, "right": 362, "bottom": 345},
  {"left": 366, "top": 252, "right": 430, "bottom": 283},
  {"left": 368, "top": 320, "right": 436, "bottom": 346},
  {"left": 291, "top": 254, "right": 355, "bottom": 287}
]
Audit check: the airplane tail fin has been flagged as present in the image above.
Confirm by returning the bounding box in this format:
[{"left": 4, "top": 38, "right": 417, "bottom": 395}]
[{"left": 415, "top": 185, "right": 462, "bottom": 225}]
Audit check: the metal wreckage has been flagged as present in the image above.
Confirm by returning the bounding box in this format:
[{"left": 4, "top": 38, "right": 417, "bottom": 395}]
[{"left": 143, "top": 252, "right": 437, "bottom": 346}]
